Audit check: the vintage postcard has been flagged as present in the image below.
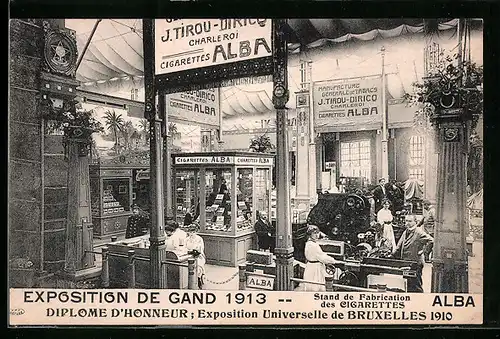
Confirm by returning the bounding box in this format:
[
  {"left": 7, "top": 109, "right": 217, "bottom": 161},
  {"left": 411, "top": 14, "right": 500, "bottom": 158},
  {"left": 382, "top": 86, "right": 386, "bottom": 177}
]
[{"left": 8, "top": 16, "right": 484, "bottom": 326}]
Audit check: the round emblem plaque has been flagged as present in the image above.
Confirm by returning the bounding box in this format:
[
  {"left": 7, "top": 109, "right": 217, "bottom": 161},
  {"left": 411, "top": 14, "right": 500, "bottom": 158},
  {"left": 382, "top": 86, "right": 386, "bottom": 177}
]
[
  {"left": 44, "top": 31, "right": 78, "bottom": 75},
  {"left": 273, "top": 85, "right": 286, "bottom": 98}
]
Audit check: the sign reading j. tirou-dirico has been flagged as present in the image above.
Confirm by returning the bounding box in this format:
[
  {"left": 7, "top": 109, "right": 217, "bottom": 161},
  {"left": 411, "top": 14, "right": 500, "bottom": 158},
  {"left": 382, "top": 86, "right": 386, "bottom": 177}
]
[
  {"left": 313, "top": 77, "right": 383, "bottom": 128},
  {"left": 154, "top": 19, "right": 272, "bottom": 75}
]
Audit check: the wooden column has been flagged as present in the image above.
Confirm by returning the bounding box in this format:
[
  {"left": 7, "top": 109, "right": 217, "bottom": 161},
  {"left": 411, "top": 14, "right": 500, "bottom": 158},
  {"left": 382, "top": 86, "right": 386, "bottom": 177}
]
[
  {"left": 272, "top": 19, "right": 294, "bottom": 291},
  {"left": 64, "top": 129, "right": 95, "bottom": 273},
  {"left": 143, "top": 19, "right": 167, "bottom": 289},
  {"left": 431, "top": 110, "right": 469, "bottom": 293}
]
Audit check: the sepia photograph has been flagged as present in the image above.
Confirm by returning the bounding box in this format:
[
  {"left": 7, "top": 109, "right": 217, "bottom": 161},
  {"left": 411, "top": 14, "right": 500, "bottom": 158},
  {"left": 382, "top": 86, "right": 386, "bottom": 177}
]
[{"left": 9, "top": 17, "right": 484, "bottom": 326}]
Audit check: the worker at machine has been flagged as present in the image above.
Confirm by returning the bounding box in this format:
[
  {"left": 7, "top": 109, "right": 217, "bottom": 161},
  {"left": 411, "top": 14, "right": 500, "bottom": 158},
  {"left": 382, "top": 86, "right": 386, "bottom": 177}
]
[
  {"left": 392, "top": 215, "right": 433, "bottom": 293},
  {"left": 302, "top": 225, "right": 340, "bottom": 292}
]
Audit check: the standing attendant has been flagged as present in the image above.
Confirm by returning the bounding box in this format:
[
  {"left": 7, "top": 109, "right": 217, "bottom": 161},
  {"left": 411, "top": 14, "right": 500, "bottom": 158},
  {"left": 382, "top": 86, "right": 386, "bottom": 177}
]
[
  {"left": 417, "top": 200, "right": 436, "bottom": 262},
  {"left": 376, "top": 199, "right": 397, "bottom": 251},
  {"left": 303, "top": 225, "right": 340, "bottom": 292},
  {"left": 392, "top": 215, "right": 434, "bottom": 293},
  {"left": 125, "top": 204, "right": 149, "bottom": 239},
  {"left": 185, "top": 222, "right": 206, "bottom": 289},
  {"left": 372, "top": 178, "right": 388, "bottom": 212}
]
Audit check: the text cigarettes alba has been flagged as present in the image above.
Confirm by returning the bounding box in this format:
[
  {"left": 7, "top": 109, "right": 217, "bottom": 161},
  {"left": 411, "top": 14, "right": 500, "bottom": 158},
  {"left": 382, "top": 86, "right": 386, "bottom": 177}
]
[{"left": 9, "top": 289, "right": 482, "bottom": 325}]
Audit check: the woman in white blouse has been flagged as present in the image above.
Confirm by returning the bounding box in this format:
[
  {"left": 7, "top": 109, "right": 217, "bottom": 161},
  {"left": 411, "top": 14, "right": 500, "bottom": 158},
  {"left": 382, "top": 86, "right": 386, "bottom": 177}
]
[
  {"left": 165, "top": 219, "right": 188, "bottom": 253},
  {"left": 185, "top": 222, "right": 206, "bottom": 289},
  {"left": 303, "top": 225, "right": 340, "bottom": 292},
  {"left": 376, "top": 199, "right": 397, "bottom": 251}
]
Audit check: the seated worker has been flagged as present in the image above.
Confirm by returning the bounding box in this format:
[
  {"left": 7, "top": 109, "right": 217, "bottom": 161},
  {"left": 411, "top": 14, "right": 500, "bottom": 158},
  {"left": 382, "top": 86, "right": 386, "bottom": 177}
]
[
  {"left": 125, "top": 204, "right": 149, "bottom": 239},
  {"left": 392, "top": 215, "right": 433, "bottom": 293},
  {"left": 165, "top": 218, "right": 187, "bottom": 252},
  {"left": 185, "top": 222, "right": 206, "bottom": 289},
  {"left": 254, "top": 211, "right": 273, "bottom": 252}
]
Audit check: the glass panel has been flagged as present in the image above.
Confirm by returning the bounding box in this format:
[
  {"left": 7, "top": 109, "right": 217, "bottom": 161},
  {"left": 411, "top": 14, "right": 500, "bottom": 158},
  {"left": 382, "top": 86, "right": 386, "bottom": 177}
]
[
  {"left": 205, "top": 168, "right": 232, "bottom": 232},
  {"left": 409, "top": 135, "right": 425, "bottom": 179},
  {"left": 255, "top": 168, "right": 270, "bottom": 216},
  {"left": 236, "top": 168, "right": 254, "bottom": 232},
  {"left": 174, "top": 170, "right": 200, "bottom": 226},
  {"left": 102, "top": 178, "right": 130, "bottom": 215},
  {"left": 339, "top": 140, "right": 371, "bottom": 183}
]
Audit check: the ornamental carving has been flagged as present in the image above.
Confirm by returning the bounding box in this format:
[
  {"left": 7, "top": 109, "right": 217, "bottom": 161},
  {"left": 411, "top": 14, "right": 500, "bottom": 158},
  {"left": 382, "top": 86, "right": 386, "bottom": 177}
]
[
  {"left": 42, "top": 21, "right": 78, "bottom": 78},
  {"left": 272, "top": 19, "right": 289, "bottom": 109},
  {"left": 443, "top": 128, "right": 459, "bottom": 142}
]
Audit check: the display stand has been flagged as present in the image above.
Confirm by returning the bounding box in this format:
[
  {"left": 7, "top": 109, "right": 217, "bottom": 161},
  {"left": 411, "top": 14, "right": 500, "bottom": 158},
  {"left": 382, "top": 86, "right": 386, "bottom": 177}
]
[
  {"left": 172, "top": 152, "right": 274, "bottom": 267},
  {"left": 90, "top": 165, "right": 134, "bottom": 240}
]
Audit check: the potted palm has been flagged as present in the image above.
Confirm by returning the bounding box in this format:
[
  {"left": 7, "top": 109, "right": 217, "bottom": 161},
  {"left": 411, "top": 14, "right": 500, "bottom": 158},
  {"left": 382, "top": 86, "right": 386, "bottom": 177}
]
[{"left": 41, "top": 98, "right": 104, "bottom": 156}]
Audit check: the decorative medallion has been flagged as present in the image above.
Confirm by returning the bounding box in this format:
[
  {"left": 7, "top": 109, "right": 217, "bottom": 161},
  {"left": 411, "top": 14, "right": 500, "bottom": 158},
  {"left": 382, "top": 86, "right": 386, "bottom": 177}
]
[
  {"left": 296, "top": 93, "right": 309, "bottom": 108},
  {"left": 43, "top": 30, "right": 78, "bottom": 77},
  {"left": 273, "top": 85, "right": 286, "bottom": 98},
  {"left": 444, "top": 128, "right": 459, "bottom": 142}
]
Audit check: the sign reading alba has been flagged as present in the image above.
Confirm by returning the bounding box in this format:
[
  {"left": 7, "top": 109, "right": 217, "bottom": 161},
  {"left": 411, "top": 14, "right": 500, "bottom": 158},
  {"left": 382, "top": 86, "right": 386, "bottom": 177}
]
[
  {"left": 155, "top": 19, "right": 272, "bottom": 75},
  {"left": 166, "top": 89, "right": 220, "bottom": 127},
  {"left": 313, "top": 77, "right": 383, "bottom": 127}
]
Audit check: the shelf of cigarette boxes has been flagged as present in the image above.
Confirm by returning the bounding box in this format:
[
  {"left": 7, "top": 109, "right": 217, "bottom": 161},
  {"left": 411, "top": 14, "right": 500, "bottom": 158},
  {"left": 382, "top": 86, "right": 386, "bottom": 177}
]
[{"left": 105, "top": 235, "right": 196, "bottom": 289}]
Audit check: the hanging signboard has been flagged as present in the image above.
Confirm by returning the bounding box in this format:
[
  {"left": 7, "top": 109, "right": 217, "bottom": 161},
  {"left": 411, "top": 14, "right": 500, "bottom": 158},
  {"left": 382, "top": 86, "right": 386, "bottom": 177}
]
[
  {"left": 155, "top": 19, "right": 272, "bottom": 76},
  {"left": 174, "top": 155, "right": 273, "bottom": 166},
  {"left": 313, "top": 77, "right": 383, "bottom": 131},
  {"left": 166, "top": 88, "right": 220, "bottom": 127}
]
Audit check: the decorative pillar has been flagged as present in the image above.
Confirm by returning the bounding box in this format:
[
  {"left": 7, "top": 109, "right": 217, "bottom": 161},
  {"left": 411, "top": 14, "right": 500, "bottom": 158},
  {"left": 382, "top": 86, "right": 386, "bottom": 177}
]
[
  {"left": 160, "top": 91, "right": 173, "bottom": 218},
  {"left": 38, "top": 21, "right": 97, "bottom": 283},
  {"left": 380, "top": 46, "right": 389, "bottom": 180},
  {"left": 315, "top": 134, "right": 323, "bottom": 194},
  {"left": 272, "top": 19, "right": 294, "bottom": 291},
  {"left": 294, "top": 90, "right": 311, "bottom": 208},
  {"left": 307, "top": 61, "right": 317, "bottom": 203},
  {"left": 431, "top": 109, "right": 469, "bottom": 293},
  {"left": 423, "top": 42, "right": 442, "bottom": 203},
  {"left": 143, "top": 19, "right": 167, "bottom": 289}
]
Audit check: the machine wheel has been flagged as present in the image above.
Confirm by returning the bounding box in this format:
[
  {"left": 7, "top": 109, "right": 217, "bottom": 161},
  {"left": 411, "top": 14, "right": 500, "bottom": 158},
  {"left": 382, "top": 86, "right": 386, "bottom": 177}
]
[
  {"left": 325, "top": 264, "right": 336, "bottom": 276},
  {"left": 344, "top": 194, "right": 365, "bottom": 211},
  {"left": 338, "top": 270, "right": 359, "bottom": 286}
]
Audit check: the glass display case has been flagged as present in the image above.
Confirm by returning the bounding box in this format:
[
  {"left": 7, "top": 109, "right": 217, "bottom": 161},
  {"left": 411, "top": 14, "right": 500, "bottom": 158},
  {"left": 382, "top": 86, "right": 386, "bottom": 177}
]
[
  {"left": 90, "top": 165, "right": 133, "bottom": 239},
  {"left": 172, "top": 152, "right": 274, "bottom": 267},
  {"left": 204, "top": 168, "right": 232, "bottom": 232},
  {"left": 174, "top": 170, "right": 200, "bottom": 226}
]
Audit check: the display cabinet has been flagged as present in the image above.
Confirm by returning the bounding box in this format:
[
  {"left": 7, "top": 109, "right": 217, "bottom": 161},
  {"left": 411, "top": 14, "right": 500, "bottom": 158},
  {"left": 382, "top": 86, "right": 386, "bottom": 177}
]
[
  {"left": 172, "top": 152, "right": 274, "bottom": 267},
  {"left": 90, "top": 165, "right": 133, "bottom": 239}
]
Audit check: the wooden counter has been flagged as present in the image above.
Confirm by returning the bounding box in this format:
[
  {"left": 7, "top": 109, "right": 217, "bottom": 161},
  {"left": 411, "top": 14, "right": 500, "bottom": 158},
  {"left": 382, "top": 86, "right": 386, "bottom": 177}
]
[{"left": 199, "top": 229, "right": 255, "bottom": 267}]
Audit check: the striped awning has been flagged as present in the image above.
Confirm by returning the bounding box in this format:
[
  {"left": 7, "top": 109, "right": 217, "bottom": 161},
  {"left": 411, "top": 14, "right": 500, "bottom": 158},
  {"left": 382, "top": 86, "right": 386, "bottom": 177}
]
[{"left": 66, "top": 19, "right": 482, "bottom": 120}]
